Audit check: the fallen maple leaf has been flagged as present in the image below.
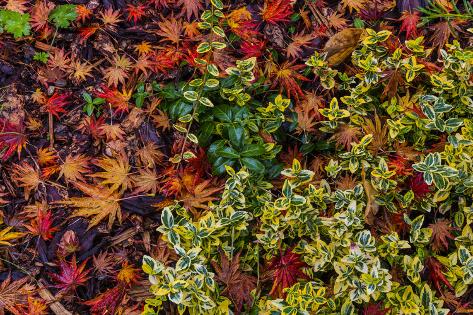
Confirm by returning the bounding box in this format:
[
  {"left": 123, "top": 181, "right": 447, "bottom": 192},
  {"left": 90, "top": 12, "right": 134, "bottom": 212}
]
[
  {"left": 116, "top": 261, "right": 139, "bottom": 286},
  {"left": 286, "top": 33, "right": 313, "bottom": 59},
  {"left": 43, "top": 92, "right": 71, "bottom": 118},
  {"left": 156, "top": 17, "right": 183, "bottom": 45},
  {"left": 0, "top": 226, "right": 26, "bottom": 246},
  {"left": 37, "top": 147, "right": 57, "bottom": 166},
  {"left": 0, "top": 118, "right": 27, "bottom": 161},
  {"left": 341, "top": 0, "right": 367, "bottom": 13},
  {"left": 50, "top": 256, "right": 91, "bottom": 294},
  {"left": 91, "top": 156, "right": 132, "bottom": 193},
  {"left": 126, "top": 4, "right": 146, "bottom": 24},
  {"left": 211, "top": 250, "right": 257, "bottom": 313},
  {"left": 268, "top": 249, "right": 308, "bottom": 298},
  {"left": 424, "top": 256, "right": 453, "bottom": 293},
  {"left": 429, "top": 219, "right": 456, "bottom": 253},
  {"left": 84, "top": 286, "right": 125, "bottom": 315},
  {"left": 267, "top": 61, "right": 308, "bottom": 101},
  {"left": 102, "top": 55, "right": 132, "bottom": 87},
  {"left": 24, "top": 207, "right": 58, "bottom": 241},
  {"left": 176, "top": 0, "right": 203, "bottom": 21},
  {"left": 261, "top": 0, "right": 293, "bottom": 24},
  {"left": 58, "top": 153, "right": 90, "bottom": 184},
  {"left": 57, "top": 181, "right": 122, "bottom": 229},
  {"left": 0, "top": 275, "right": 33, "bottom": 315},
  {"left": 12, "top": 162, "right": 42, "bottom": 200},
  {"left": 132, "top": 168, "right": 159, "bottom": 195},
  {"left": 180, "top": 175, "right": 222, "bottom": 215},
  {"left": 399, "top": 11, "right": 420, "bottom": 39}
]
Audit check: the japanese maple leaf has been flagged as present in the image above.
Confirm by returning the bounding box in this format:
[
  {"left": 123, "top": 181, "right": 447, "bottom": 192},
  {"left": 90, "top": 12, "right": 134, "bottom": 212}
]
[
  {"left": 0, "top": 275, "right": 33, "bottom": 315},
  {"left": 43, "top": 92, "right": 71, "bottom": 118},
  {"left": 84, "top": 286, "right": 125, "bottom": 315},
  {"left": 24, "top": 208, "right": 58, "bottom": 240},
  {"left": 362, "top": 303, "right": 390, "bottom": 315},
  {"left": 211, "top": 250, "right": 257, "bottom": 313},
  {"left": 102, "top": 55, "right": 132, "bottom": 87},
  {"left": 0, "top": 118, "right": 26, "bottom": 161},
  {"left": 91, "top": 156, "right": 132, "bottom": 192},
  {"left": 241, "top": 39, "right": 266, "bottom": 58},
  {"left": 30, "top": 1, "right": 54, "bottom": 32},
  {"left": 76, "top": 4, "right": 92, "bottom": 23},
  {"left": 424, "top": 256, "right": 453, "bottom": 293},
  {"left": 0, "top": 226, "right": 25, "bottom": 246},
  {"left": 12, "top": 162, "right": 42, "bottom": 200},
  {"left": 381, "top": 68, "right": 405, "bottom": 99},
  {"left": 156, "top": 17, "right": 183, "bottom": 45},
  {"left": 409, "top": 172, "right": 431, "bottom": 199},
  {"left": 180, "top": 174, "right": 222, "bottom": 215},
  {"left": 286, "top": 33, "right": 313, "bottom": 59},
  {"left": 430, "top": 20, "right": 462, "bottom": 53},
  {"left": 94, "top": 85, "right": 130, "bottom": 113},
  {"left": 50, "top": 257, "right": 91, "bottom": 294},
  {"left": 132, "top": 168, "right": 159, "bottom": 195},
  {"left": 57, "top": 181, "right": 122, "bottom": 229},
  {"left": 261, "top": 0, "right": 293, "bottom": 24},
  {"left": 58, "top": 153, "right": 90, "bottom": 184},
  {"left": 78, "top": 26, "right": 99, "bottom": 44},
  {"left": 268, "top": 61, "right": 309, "bottom": 101},
  {"left": 176, "top": 0, "right": 203, "bottom": 21},
  {"left": 341, "top": 0, "right": 367, "bottom": 13},
  {"left": 429, "top": 219, "right": 456, "bottom": 253},
  {"left": 399, "top": 11, "right": 420, "bottom": 39},
  {"left": 268, "top": 249, "right": 308, "bottom": 298},
  {"left": 388, "top": 155, "right": 412, "bottom": 176},
  {"left": 126, "top": 4, "right": 146, "bottom": 23},
  {"left": 330, "top": 124, "right": 361, "bottom": 150}
]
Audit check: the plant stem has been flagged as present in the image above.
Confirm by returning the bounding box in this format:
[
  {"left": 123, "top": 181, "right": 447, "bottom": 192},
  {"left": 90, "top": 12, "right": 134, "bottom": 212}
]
[{"left": 48, "top": 112, "right": 54, "bottom": 148}]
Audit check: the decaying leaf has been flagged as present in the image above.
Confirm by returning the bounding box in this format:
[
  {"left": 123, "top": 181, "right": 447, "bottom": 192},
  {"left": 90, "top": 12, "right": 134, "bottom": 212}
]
[{"left": 323, "top": 28, "right": 365, "bottom": 66}]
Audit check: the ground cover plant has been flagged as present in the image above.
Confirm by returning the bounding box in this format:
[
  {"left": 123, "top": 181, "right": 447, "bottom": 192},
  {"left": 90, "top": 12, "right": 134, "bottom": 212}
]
[{"left": 0, "top": 0, "right": 472, "bottom": 314}]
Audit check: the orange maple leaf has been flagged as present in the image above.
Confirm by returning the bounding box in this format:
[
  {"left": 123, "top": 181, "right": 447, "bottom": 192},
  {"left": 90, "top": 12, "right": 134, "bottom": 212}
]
[
  {"left": 59, "top": 154, "right": 90, "bottom": 184},
  {"left": 12, "top": 162, "right": 42, "bottom": 200}
]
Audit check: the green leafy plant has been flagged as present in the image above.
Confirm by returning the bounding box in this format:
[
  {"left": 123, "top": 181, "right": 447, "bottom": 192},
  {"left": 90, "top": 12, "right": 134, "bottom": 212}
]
[
  {"left": 0, "top": 10, "right": 30, "bottom": 39},
  {"left": 82, "top": 92, "right": 105, "bottom": 117},
  {"left": 48, "top": 4, "right": 77, "bottom": 29},
  {"left": 33, "top": 52, "right": 49, "bottom": 64}
]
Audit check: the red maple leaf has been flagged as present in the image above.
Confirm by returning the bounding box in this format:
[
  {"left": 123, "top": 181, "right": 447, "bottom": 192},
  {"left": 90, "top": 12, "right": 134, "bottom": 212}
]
[
  {"left": 409, "top": 172, "right": 431, "bottom": 199},
  {"left": 24, "top": 208, "right": 58, "bottom": 240},
  {"left": 399, "top": 11, "right": 420, "bottom": 39},
  {"left": 43, "top": 93, "right": 71, "bottom": 118},
  {"left": 268, "top": 249, "right": 308, "bottom": 298},
  {"left": 126, "top": 4, "right": 146, "bottom": 24},
  {"left": 50, "top": 257, "right": 91, "bottom": 294},
  {"left": 241, "top": 39, "right": 266, "bottom": 58},
  {"left": 78, "top": 26, "right": 99, "bottom": 44},
  {"left": 261, "top": 0, "right": 293, "bottom": 24},
  {"left": 94, "top": 84, "right": 129, "bottom": 113},
  {"left": 0, "top": 118, "right": 26, "bottom": 161},
  {"left": 424, "top": 257, "right": 453, "bottom": 293},
  {"left": 363, "top": 302, "right": 390, "bottom": 315},
  {"left": 84, "top": 286, "right": 125, "bottom": 315}
]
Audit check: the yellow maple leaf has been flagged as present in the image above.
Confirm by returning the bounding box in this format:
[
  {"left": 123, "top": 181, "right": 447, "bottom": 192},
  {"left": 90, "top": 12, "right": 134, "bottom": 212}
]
[
  {"left": 57, "top": 181, "right": 122, "bottom": 229},
  {"left": 0, "top": 226, "right": 25, "bottom": 246},
  {"left": 91, "top": 156, "right": 131, "bottom": 192}
]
